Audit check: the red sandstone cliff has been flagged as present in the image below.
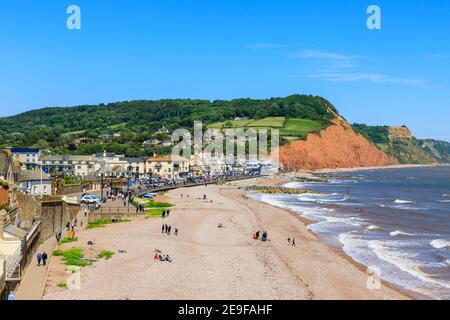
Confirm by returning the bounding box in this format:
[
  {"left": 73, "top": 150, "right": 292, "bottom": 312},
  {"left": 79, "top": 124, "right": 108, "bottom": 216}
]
[{"left": 279, "top": 118, "right": 396, "bottom": 170}]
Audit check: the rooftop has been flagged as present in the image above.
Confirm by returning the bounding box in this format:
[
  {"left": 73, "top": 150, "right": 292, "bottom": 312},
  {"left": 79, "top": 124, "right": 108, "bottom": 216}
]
[{"left": 18, "top": 170, "right": 51, "bottom": 182}]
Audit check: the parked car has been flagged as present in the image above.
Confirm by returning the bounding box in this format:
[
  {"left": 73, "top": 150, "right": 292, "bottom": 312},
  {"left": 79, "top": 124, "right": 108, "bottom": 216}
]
[{"left": 80, "top": 194, "right": 101, "bottom": 205}]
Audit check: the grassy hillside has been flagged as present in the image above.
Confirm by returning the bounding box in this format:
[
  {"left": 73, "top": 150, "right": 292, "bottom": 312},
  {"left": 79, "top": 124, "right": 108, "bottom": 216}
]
[
  {"left": 0, "top": 94, "right": 338, "bottom": 156},
  {"left": 209, "top": 117, "right": 325, "bottom": 142},
  {"left": 352, "top": 124, "right": 449, "bottom": 164}
]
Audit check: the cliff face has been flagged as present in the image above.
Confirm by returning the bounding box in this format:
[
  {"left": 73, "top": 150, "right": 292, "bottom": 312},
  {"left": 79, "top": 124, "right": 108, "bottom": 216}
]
[
  {"left": 420, "top": 139, "right": 450, "bottom": 164},
  {"left": 279, "top": 118, "right": 396, "bottom": 170},
  {"left": 386, "top": 126, "right": 438, "bottom": 164}
]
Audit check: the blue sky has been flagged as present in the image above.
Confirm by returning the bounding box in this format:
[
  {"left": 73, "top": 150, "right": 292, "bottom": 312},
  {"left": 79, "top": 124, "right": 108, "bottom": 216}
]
[{"left": 0, "top": 0, "right": 449, "bottom": 141}]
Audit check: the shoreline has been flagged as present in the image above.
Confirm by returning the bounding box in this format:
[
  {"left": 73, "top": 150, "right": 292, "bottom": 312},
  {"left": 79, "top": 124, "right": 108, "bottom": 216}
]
[
  {"left": 248, "top": 192, "right": 418, "bottom": 300},
  {"left": 244, "top": 172, "right": 437, "bottom": 300}
]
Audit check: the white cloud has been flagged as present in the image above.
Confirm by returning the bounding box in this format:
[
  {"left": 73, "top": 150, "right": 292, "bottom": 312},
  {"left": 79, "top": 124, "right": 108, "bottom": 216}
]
[
  {"left": 295, "top": 49, "right": 373, "bottom": 68},
  {"left": 295, "top": 49, "right": 426, "bottom": 87},
  {"left": 308, "top": 72, "right": 426, "bottom": 86}
]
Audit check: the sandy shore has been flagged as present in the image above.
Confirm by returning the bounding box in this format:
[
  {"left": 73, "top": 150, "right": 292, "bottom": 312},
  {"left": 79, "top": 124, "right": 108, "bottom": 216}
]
[{"left": 43, "top": 177, "right": 409, "bottom": 300}]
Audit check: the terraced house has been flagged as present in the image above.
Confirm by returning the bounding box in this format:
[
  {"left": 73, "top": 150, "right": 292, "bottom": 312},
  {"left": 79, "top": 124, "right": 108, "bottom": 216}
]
[
  {"left": 146, "top": 156, "right": 190, "bottom": 180},
  {"left": 41, "top": 155, "right": 97, "bottom": 178}
]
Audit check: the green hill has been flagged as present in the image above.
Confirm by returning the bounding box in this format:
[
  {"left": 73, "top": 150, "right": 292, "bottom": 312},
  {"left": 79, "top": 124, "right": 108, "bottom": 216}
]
[
  {"left": 352, "top": 124, "right": 450, "bottom": 164},
  {"left": 0, "top": 94, "right": 338, "bottom": 156}
]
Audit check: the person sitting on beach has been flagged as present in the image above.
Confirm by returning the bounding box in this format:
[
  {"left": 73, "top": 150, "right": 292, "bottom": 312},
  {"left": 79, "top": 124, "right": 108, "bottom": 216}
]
[
  {"left": 287, "top": 237, "right": 291, "bottom": 245},
  {"left": 262, "top": 231, "right": 268, "bottom": 242},
  {"left": 255, "top": 231, "right": 260, "bottom": 239},
  {"left": 154, "top": 254, "right": 159, "bottom": 261},
  {"left": 174, "top": 227, "right": 179, "bottom": 236}
]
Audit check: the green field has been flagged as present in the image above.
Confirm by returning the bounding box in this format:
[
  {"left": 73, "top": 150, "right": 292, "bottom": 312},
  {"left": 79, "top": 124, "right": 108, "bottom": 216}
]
[
  {"left": 209, "top": 117, "right": 324, "bottom": 140},
  {"left": 280, "top": 118, "right": 324, "bottom": 137},
  {"left": 246, "top": 117, "right": 286, "bottom": 128}
]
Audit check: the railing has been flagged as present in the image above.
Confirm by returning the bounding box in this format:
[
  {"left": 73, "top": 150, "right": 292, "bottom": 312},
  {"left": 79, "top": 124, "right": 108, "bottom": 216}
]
[
  {"left": 6, "top": 246, "right": 22, "bottom": 280},
  {"left": 92, "top": 206, "right": 143, "bottom": 215},
  {"left": 135, "top": 174, "right": 263, "bottom": 197},
  {"left": 25, "top": 221, "right": 41, "bottom": 242}
]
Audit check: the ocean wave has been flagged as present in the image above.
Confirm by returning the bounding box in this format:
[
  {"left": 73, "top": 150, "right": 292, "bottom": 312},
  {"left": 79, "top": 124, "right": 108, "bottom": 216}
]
[
  {"left": 367, "top": 225, "right": 381, "bottom": 231},
  {"left": 394, "top": 199, "right": 415, "bottom": 204},
  {"left": 431, "top": 239, "right": 450, "bottom": 249},
  {"left": 369, "top": 240, "right": 450, "bottom": 290},
  {"left": 390, "top": 230, "right": 414, "bottom": 237},
  {"left": 443, "top": 194, "right": 449, "bottom": 198},
  {"left": 296, "top": 193, "right": 349, "bottom": 203}
]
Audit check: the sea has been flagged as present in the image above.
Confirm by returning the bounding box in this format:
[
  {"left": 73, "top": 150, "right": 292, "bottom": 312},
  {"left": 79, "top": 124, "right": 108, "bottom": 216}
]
[{"left": 250, "top": 166, "right": 450, "bottom": 300}]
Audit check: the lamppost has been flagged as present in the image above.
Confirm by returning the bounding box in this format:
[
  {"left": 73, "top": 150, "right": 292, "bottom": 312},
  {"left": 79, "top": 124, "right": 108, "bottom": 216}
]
[{"left": 100, "top": 173, "right": 104, "bottom": 201}]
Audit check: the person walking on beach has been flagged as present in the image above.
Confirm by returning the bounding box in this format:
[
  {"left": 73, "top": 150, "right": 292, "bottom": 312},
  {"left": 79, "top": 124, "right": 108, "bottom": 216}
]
[
  {"left": 292, "top": 238, "right": 296, "bottom": 247},
  {"left": 167, "top": 225, "right": 172, "bottom": 235},
  {"left": 287, "top": 237, "right": 291, "bottom": 245},
  {"left": 36, "top": 253, "right": 42, "bottom": 266},
  {"left": 162, "top": 224, "right": 165, "bottom": 233},
  {"left": 166, "top": 210, "right": 170, "bottom": 217},
  {"left": 42, "top": 252, "right": 48, "bottom": 266},
  {"left": 162, "top": 210, "right": 166, "bottom": 219},
  {"left": 8, "top": 291, "right": 15, "bottom": 300},
  {"left": 174, "top": 227, "right": 179, "bottom": 236}
]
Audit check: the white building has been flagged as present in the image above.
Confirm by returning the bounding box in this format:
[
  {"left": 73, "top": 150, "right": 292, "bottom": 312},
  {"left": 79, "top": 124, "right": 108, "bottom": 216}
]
[
  {"left": 18, "top": 170, "right": 52, "bottom": 196},
  {"left": 41, "top": 155, "right": 97, "bottom": 178},
  {"left": 5, "top": 148, "right": 42, "bottom": 170}
]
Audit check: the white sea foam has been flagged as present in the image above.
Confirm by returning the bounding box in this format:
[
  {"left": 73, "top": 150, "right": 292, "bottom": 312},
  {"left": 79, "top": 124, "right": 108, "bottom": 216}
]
[
  {"left": 394, "top": 199, "right": 415, "bottom": 204},
  {"left": 390, "top": 230, "right": 414, "bottom": 237},
  {"left": 369, "top": 239, "right": 450, "bottom": 290},
  {"left": 367, "top": 225, "right": 381, "bottom": 231},
  {"left": 430, "top": 239, "right": 450, "bottom": 249}
]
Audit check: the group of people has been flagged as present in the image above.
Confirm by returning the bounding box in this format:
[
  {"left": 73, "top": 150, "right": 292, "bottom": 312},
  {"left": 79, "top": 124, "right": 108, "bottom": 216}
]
[
  {"left": 153, "top": 253, "right": 173, "bottom": 262},
  {"left": 253, "top": 230, "right": 269, "bottom": 242},
  {"left": 162, "top": 209, "right": 170, "bottom": 218},
  {"left": 162, "top": 224, "right": 178, "bottom": 236},
  {"left": 66, "top": 219, "right": 78, "bottom": 232},
  {"left": 36, "top": 252, "right": 48, "bottom": 266},
  {"left": 287, "top": 237, "right": 296, "bottom": 247}
]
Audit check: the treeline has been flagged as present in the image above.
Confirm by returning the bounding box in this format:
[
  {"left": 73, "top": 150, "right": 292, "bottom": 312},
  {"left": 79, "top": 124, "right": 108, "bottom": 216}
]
[{"left": 0, "top": 94, "right": 338, "bottom": 156}]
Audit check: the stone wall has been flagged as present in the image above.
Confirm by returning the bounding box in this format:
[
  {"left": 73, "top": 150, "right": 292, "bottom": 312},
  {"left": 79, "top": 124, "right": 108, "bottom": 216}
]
[
  {"left": 88, "top": 212, "right": 142, "bottom": 223},
  {"left": 14, "top": 193, "right": 41, "bottom": 228},
  {"left": 40, "top": 200, "right": 80, "bottom": 240},
  {"left": 14, "top": 193, "right": 80, "bottom": 241}
]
